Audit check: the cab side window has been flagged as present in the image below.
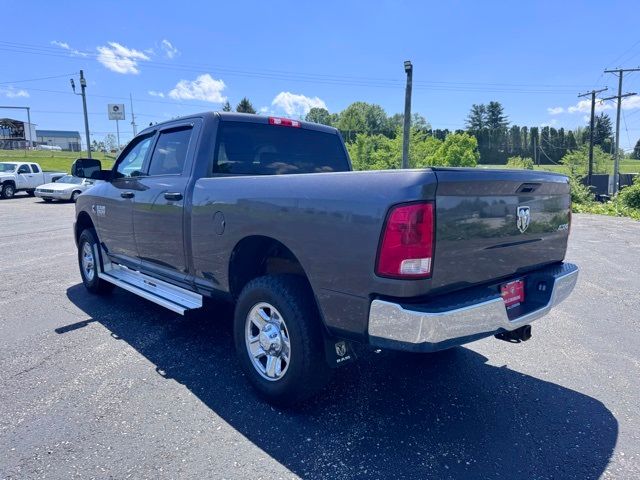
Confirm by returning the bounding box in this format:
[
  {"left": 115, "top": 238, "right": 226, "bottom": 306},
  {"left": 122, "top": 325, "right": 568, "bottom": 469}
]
[
  {"left": 147, "top": 127, "right": 193, "bottom": 176},
  {"left": 31, "top": 164, "right": 40, "bottom": 173},
  {"left": 115, "top": 136, "right": 154, "bottom": 178},
  {"left": 17, "top": 165, "right": 31, "bottom": 174}
]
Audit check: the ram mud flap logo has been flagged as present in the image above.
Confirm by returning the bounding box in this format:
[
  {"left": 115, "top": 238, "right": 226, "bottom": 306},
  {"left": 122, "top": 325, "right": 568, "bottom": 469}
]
[{"left": 323, "top": 338, "right": 355, "bottom": 367}]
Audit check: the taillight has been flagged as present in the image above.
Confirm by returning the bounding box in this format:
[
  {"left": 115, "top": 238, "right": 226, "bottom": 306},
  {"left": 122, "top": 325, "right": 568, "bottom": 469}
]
[
  {"left": 376, "top": 202, "right": 434, "bottom": 279},
  {"left": 269, "top": 117, "right": 301, "bottom": 128}
]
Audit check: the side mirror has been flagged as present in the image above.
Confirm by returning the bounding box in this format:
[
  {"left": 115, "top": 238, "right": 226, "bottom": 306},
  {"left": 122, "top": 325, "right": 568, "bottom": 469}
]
[{"left": 71, "top": 158, "right": 110, "bottom": 180}]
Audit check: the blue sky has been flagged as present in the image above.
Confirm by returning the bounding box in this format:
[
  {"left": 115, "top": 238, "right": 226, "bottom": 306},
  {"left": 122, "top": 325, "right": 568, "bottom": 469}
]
[{"left": 2, "top": 0, "right": 640, "bottom": 150}]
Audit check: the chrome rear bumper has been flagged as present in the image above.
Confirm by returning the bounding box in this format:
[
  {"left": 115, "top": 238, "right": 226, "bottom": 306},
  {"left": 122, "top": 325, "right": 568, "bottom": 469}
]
[{"left": 368, "top": 263, "right": 578, "bottom": 352}]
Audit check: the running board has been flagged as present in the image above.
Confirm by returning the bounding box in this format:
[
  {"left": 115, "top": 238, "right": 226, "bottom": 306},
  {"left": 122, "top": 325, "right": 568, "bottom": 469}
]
[{"left": 98, "top": 263, "right": 202, "bottom": 315}]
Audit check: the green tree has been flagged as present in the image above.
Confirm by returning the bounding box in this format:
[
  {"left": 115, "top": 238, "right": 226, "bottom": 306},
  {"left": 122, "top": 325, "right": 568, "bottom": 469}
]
[
  {"left": 633, "top": 139, "right": 640, "bottom": 160},
  {"left": 305, "top": 107, "right": 332, "bottom": 125},
  {"left": 222, "top": 101, "right": 232, "bottom": 112},
  {"left": 583, "top": 113, "right": 613, "bottom": 152},
  {"left": 561, "top": 145, "right": 611, "bottom": 177},
  {"left": 337, "top": 102, "right": 391, "bottom": 142},
  {"left": 433, "top": 132, "right": 480, "bottom": 167},
  {"left": 465, "top": 104, "right": 486, "bottom": 131},
  {"left": 236, "top": 97, "right": 256, "bottom": 114},
  {"left": 486, "top": 101, "right": 508, "bottom": 130}
]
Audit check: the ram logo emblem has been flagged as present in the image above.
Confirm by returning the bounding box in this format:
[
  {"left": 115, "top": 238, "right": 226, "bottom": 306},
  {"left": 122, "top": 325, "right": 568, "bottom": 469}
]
[{"left": 516, "top": 206, "right": 531, "bottom": 233}]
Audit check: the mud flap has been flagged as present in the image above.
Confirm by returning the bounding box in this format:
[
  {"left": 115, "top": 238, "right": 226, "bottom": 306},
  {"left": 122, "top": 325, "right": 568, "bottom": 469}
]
[{"left": 323, "top": 336, "right": 356, "bottom": 368}]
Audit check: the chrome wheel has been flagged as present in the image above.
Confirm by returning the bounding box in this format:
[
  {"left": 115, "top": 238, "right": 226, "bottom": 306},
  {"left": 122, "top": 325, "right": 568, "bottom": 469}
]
[
  {"left": 245, "top": 302, "right": 291, "bottom": 381},
  {"left": 71, "top": 191, "right": 80, "bottom": 202},
  {"left": 81, "top": 241, "right": 95, "bottom": 282}
]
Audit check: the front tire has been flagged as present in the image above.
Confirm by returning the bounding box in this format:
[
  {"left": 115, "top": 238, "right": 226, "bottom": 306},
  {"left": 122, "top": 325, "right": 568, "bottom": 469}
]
[
  {"left": 234, "top": 275, "right": 331, "bottom": 406},
  {"left": 77, "top": 229, "right": 115, "bottom": 295},
  {"left": 71, "top": 191, "right": 81, "bottom": 202},
  {"left": 1, "top": 183, "right": 15, "bottom": 199}
]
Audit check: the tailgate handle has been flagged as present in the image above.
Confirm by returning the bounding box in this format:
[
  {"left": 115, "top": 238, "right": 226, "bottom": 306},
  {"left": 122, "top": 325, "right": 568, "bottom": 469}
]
[{"left": 516, "top": 183, "right": 541, "bottom": 194}]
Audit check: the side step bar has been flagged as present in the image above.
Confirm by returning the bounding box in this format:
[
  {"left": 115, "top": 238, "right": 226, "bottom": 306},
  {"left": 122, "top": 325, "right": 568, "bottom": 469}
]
[{"left": 96, "top": 247, "right": 202, "bottom": 315}]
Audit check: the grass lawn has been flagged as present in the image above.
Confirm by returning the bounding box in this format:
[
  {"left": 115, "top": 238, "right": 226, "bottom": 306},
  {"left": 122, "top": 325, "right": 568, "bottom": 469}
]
[
  {"left": 479, "top": 159, "right": 640, "bottom": 174},
  {"left": 0, "top": 150, "right": 115, "bottom": 172}
]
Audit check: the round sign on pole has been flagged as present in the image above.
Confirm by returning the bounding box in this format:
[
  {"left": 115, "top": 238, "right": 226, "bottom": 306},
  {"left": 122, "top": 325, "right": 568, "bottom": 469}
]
[{"left": 108, "top": 104, "right": 125, "bottom": 120}]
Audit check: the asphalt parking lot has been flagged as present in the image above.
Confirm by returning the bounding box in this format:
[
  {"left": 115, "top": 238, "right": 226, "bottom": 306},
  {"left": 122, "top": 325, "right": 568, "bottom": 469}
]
[{"left": 1, "top": 194, "right": 639, "bottom": 479}]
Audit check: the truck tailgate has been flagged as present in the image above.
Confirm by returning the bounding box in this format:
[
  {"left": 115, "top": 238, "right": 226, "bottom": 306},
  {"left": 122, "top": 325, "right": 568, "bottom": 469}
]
[{"left": 430, "top": 168, "right": 571, "bottom": 291}]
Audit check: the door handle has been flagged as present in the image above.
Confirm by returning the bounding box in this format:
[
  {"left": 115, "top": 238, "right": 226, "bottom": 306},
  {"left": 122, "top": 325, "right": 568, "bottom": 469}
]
[
  {"left": 164, "top": 192, "right": 183, "bottom": 201},
  {"left": 120, "top": 191, "right": 135, "bottom": 199}
]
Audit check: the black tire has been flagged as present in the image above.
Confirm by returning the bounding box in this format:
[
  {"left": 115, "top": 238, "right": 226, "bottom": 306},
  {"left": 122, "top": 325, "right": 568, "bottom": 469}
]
[
  {"left": 1, "top": 183, "right": 15, "bottom": 199},
  {"left": 234, "top": 275, "right": 332, "bottom": 406},
  {"left": 26, "top": 189, "right": 35, "bottom": 197},
  {"left": 70, "top": 191, "right": 81, "bottom": 203},
  {"left": 43, "top": 198, "right": 53, "bottom": 203},
  {"left": 77, "top": 228, "right": 115, "bottom": 295}
]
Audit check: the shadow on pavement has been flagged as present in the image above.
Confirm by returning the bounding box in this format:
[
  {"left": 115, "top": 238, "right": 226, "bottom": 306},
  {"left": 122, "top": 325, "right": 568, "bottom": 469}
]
[{"left": 64, "top": 284, "right": 617, "bottom": 479}]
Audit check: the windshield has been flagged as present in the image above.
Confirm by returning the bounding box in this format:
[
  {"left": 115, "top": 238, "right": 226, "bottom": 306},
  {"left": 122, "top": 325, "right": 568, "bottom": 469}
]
[
  {"left": 0, "top": 163, "right": 17, "bottom": 173},
  {"left": 55, "top": 175, "right": 82, "bottom": 184}
]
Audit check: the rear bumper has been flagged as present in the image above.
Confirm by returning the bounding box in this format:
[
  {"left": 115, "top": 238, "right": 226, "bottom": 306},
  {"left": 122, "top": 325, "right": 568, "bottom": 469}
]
[{"left": 368, "top": 262, "right": 578, "bottom": 352}]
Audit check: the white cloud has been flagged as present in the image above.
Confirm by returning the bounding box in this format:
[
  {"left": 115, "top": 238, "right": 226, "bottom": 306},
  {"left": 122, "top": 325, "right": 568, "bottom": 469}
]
[
  {"left": 96, "top": 42, "right": 150, "bottom": 74},
  {"left": 50, "top": 40, "right": 88, "bottom": 57},
  {"left": 51, "top": 40, "right": 70, "bottom": 50},
  {"left": 160, "top": 39, "right": 179, "bottom": 59},
  {"left": 168, "top": 74, "right": 226, "bottom": 103},
  {"left": 622, "top": 96, "right": 640, "bottom": 110},
  {"left": 148, "top": 90, "right": 165, "bottom": 98},
  {"left": 568, "top": 99, "right": 611, "bottom": 114},
  {"left": 547, "top": 106, "right": 564, "bottom": 115},
  {"left": 271, "top": 92, "right": 326, "bottom": 116},
  {"left": 1, "top": 86, "right": 29, "bottom": 98}
]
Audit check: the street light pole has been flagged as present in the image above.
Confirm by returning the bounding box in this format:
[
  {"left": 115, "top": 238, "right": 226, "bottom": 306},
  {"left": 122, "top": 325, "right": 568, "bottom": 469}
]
[
  {"left": 79, "top": 70, "right": 92, "bottom": 159},
  {"left": 402, "top": 60, "right": 413, "bottom": 169},
  {"left": 71, "top": 70, "right": 92, "bottom": 158}
]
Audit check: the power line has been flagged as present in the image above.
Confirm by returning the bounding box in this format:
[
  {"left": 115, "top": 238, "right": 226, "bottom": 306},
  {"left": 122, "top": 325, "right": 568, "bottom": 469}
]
[
  {"left": 0, "top": 73, "right": 76, "bottom": 85},
  {"left": 0, "top": 40, "right": 591, "bottom": 93}
]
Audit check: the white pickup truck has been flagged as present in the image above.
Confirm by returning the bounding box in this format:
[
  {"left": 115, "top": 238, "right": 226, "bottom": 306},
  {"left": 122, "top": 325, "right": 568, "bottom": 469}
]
[{"left": 0, "top": 162, "right": 66, "bottom": 199}]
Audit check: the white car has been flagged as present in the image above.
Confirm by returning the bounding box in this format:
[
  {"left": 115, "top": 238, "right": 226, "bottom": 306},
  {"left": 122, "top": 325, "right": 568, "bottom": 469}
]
[{"left": 35, "top": 175, "right": 97, "bottom": 203}]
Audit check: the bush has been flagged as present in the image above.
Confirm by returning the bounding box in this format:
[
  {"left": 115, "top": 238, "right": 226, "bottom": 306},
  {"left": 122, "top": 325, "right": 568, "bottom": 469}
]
[
  {"left": 619, "top": 177, "right": 640, "bottom": 209},
  {"left": 568, "top": 174, "right": 594, "bottom": 205},
  {"left": 506, "top": 156, "right": 534, "bottom": 170}
]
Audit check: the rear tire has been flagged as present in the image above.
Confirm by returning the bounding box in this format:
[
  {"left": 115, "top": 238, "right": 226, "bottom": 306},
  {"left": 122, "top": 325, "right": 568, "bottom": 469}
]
[
  {"left": 71, "top": 191, "right": 81, "bottom": 203},
  {"left": 1, "top": 183, "right": 15, "bottom": 199},
  {"left": 77, "top": 228, "right": 115, "bottom": 295},
  {"left": 233, "top": 275, "right": 332, "bottom": 406},
  {"left": 26, "top": 189, "right": 35, "bottom": 197},
  {"left": 43, "top": 198, "right": 53, "bottom": 203}
]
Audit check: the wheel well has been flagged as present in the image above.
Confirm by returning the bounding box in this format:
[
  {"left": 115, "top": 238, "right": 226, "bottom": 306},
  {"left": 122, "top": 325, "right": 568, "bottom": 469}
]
[
  {"left": 2, "top": 180, "right": 16, "bottom": 187},
  {"left": 75, "top": 211, "right": 95, "bottom": 244},
  {"left": 229, "top": 236, "right": 307, "bottom": 299}
]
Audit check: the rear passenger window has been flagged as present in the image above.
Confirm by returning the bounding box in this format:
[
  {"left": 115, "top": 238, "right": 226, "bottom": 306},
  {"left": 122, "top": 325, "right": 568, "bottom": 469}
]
[
  {"left": 17, "top": 165, "right": 31, "bottom": 174},
  {"left": 148, "top": 127, "right": 193, "bottom": 176},
  {"left": 212, "top": 121, "right": 349, "bottom": 176},
  {"left": 31, "top": 164, "right": 40, "bottom": 173}
]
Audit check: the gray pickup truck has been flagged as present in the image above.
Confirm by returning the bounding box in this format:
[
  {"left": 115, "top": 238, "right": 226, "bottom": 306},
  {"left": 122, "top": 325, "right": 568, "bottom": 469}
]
[{"left": 72, "top": 112, "right": 578, "bottom": 405}]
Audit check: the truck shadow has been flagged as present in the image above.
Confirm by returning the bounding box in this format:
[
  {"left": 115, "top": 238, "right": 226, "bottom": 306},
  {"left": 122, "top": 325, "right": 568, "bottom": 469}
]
[{"left": 64, "top": 284, "right": 617, "bottom": 479}]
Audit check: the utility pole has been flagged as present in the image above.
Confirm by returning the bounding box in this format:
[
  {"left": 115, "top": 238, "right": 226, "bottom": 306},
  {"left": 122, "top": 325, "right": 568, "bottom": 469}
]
[
  {"left": 70, "top": 70, "right": 92, "bottom": 158},
  {"left": 603, "top": 67, "right": 640, "bottom": 194},
  {"left": 402, "top": 60, "right": 413, "bottom": 169},
  {"left": 130, "top": 93, "right": 137, "bottom": 136},
  {"left": 578, "top": 87, "right": 607, "bottom": 187}
]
